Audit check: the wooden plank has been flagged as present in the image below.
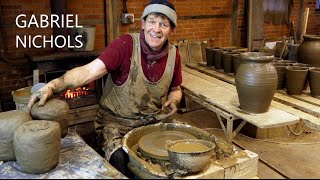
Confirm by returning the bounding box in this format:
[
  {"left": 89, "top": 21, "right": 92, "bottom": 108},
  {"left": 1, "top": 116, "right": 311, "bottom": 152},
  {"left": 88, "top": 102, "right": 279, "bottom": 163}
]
[
  {"left": 182, "top": 70, "right": 300, "bottom": 128},
  {"left": 183, "top": 65, "right": 320, "bottom": 130},
  {"left": 187, "top": 41, "right": 203, "bottom": 64},
  {"left": 301, "top": 7, "right": 309, "bottom": 40},
  {"left": 277, "top": 90, "right": 320, "bottom": 107},
  {"left": 186, "top": 63, "right": 320, "bottom": 118},
  {"left": 272, "top": 93, "right": 320, "bottom": 118},
  {"left": 248, "top": 0, "right": 264, "bottom": 51},
  {"left": 178, "top": 41, "right": 189, "bottom": 64}
]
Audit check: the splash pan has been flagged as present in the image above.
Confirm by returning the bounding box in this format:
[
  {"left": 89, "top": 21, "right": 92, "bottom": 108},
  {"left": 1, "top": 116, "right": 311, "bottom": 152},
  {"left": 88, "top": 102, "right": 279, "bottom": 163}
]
[{"left": 122, "top": 123, "right": 236, "bottom": 178}]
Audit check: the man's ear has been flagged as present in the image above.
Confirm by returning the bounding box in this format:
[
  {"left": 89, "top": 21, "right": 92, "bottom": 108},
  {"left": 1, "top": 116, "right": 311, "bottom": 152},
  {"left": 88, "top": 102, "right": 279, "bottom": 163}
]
[
  {"left": 170, "top": 27, "right": 176, "bottom": 35},
  {"left": 141, "top": 19, "right": 146, "bottom": 29}
]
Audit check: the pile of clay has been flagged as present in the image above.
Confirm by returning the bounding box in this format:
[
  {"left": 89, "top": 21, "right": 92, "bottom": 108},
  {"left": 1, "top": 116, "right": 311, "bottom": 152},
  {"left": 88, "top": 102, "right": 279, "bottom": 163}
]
[
  {"left": 31, "top": 99, "right": 70, "bottom": 138},
  {"left": 14, "top": 120, "right": 61, "bottom": 174},
  {"left": 0, "top": 98, "right": 68, "bottom": 174}
]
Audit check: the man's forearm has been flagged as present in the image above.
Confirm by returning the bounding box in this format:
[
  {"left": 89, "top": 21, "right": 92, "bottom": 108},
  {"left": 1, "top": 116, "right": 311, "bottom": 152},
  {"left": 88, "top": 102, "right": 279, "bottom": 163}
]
[
  {"left": 48, "top": 66, "right": 91, "bottom": 93},
  {"left": 168, "top": 86, "right": 182, "bottom": 106}
]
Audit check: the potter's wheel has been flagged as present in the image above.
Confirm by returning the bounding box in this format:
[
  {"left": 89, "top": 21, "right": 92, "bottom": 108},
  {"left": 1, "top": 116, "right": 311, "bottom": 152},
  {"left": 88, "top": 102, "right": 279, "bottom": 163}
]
[{"left": 138, "top": 130, "right": 196, "bottom": 160}]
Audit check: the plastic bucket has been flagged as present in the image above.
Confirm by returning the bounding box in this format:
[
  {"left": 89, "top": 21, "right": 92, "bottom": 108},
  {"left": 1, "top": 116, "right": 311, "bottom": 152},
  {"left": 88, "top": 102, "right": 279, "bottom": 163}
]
[
  {"left": 70, "top": 25, "right": 96, "bottom": 51},
  {"left": 12, "top": 86, "right": 32, "bottom": 111}
]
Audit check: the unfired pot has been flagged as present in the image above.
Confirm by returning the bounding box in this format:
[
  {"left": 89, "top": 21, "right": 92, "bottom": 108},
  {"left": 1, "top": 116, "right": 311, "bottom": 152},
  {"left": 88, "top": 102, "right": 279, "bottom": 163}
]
[
  {"left": 297, "top": 35, "right": 320, "bottom": 67},
  {"left": 235, "top": 52, "right": 277, "bottom": 113}
]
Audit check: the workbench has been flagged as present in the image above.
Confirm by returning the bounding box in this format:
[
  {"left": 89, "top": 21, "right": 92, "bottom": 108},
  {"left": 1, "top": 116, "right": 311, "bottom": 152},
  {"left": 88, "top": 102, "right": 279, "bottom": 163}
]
[
  {"left": 0, "top": 130, "right": 127, "bottom": 179},
  {"left": 181, "top": 65, "right": 301, "bottom": 142}
]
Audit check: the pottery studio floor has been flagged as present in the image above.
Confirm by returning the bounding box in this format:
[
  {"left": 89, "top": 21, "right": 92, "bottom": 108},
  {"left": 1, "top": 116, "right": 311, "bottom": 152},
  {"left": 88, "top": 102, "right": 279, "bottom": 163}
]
[
  {"left": 71, "top": 108, "right": 320, "bottom": 179},
  {"left": 174, "top": 108, "right": 320, "bottom": 179}
]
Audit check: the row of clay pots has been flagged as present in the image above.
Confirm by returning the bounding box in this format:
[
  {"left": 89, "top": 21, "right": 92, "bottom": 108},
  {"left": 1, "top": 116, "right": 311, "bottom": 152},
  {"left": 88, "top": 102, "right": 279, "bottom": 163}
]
[
  {"left": 205, "top": 47, "right": 247, "bottom": 74},
  {"left": 273, "top": 61, "right": 320, "bottom": 97}
]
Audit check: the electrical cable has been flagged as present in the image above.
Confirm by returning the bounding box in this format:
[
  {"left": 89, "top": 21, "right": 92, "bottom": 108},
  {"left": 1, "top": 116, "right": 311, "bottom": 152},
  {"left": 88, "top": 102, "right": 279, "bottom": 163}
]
[
  {"left": 203, "top": 127, "right": 320, "bottom": 145},
  {"left": 287, "top": 121, "right": 305, "bottom": 136},
  {"left": 122, "top": 0, "right": 128, "bottom": 13}
]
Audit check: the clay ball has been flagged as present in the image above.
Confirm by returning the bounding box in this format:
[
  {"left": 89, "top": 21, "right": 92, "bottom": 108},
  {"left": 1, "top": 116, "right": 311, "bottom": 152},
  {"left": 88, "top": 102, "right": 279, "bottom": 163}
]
[
  {"left": 13, "top": 120, "right": 61, "bottom": 174},
  {"left": 31, "top": 99, "right": 70, "bottom": 138},
  {"left": 0, "top": 110, "right": 32, "bottom": 161}
]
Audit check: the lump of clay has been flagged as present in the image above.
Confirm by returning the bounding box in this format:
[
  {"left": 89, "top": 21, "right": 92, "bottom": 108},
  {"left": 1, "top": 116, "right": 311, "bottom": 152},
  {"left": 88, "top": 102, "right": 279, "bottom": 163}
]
[
  {"left": 0, "top": 110, "right": 32, "bottom": 161},
  {"left": 13, "top": 120, "right": 61, "bottom": 174},
  {"left": 31, "top": 99, "right": 70, "bottom": 138}
]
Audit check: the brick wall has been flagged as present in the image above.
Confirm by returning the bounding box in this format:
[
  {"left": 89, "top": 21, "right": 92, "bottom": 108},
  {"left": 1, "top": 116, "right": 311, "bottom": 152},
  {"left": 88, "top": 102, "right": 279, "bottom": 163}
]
[
  {"left": 264, "top": 0, "right": 320, "bottom": 40},
  {"left": 120, "top": 0, "right": 245, "bottom": 47},
  {"left": 0, "top": 0, "right": 319, "bottom": 110}
]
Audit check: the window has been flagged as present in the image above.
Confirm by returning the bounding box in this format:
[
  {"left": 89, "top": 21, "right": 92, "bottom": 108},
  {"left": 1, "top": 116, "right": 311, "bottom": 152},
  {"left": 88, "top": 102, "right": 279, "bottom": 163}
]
[{"left": 316, "top": 0, "right": 320, "bottom": 10}]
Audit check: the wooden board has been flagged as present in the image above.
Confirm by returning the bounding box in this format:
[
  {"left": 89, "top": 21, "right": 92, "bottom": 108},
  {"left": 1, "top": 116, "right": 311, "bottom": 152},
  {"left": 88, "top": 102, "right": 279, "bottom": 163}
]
[
  {"left": 187, "top": 63, "right": 320, "bottom": 118},
  {"left": 182, "top": 69, "right": 300, "bottom": 128},
  {"left": 187, "top": 41, "right": 203, "bottom": 64},
  {"left": 233, "top": 131, "right": 320, "bottom": 179},
  {"left": 178, "top": 41, "right": 189, "bottom": 64},
  {"left": 183, "top": 65, "right": 320, "bottom": 130}
]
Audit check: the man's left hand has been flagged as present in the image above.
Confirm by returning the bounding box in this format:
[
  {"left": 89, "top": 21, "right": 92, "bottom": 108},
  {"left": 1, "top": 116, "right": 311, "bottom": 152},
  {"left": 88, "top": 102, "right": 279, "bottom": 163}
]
[{"left": 159, "top": 99, "right": 178, "bottom": 122}]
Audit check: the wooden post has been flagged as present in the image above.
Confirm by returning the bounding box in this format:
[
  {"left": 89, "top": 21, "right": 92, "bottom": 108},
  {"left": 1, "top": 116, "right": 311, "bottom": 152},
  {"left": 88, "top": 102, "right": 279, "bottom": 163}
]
[
  {"left": 33, "top": 69, "right": 39, "bottom": 85},
  {"left": 107, "top": 0, "right": 120, "bottom": 43},
  {"left": 231, "top": 0, "right": 239, "bottom": 46},
  {"left": 247, "top": 0, "right": 264, "bottom": 51},
  {"left": 297, "top": 0, "right": 304, "bottom": 41},
  {"left": 301, "top": 8, "right": 309, "bottom": 40}
]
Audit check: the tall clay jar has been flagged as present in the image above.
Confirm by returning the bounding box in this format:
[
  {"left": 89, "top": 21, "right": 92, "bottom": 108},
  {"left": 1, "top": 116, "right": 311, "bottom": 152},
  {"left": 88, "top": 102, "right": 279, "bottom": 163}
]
[
  {"left": 235, "top": 52, "right": 277, "bottom": 113},
  {"left": 297, "top": 35, "right": 320, "bottom": 67}
]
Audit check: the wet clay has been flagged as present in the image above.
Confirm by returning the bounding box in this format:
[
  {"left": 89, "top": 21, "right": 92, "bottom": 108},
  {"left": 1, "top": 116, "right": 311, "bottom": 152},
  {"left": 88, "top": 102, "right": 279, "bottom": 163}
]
[
  {"left": 169, "top": 142, "right": 210, "bottom": 153},
  {"left": 0, "top": 110, "right": 32, "bottom": 161},
  {"left": 31, "top": 99, "right": 70, "bottom": 137},
  {"left": 13, "top": 120, "right": 61, "bottom": 174}
]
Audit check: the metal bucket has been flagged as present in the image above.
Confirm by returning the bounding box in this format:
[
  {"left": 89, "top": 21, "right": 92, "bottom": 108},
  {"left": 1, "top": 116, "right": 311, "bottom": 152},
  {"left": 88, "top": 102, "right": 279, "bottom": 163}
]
[{"left": 12, "top": 86, "right": 32, "bottom": 111}]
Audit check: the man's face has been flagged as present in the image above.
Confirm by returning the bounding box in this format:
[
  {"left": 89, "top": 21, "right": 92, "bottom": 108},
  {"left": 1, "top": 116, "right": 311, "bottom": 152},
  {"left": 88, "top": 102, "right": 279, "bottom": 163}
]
[{"left": 142, "top": 13, "right": 174, "bottom": 51}]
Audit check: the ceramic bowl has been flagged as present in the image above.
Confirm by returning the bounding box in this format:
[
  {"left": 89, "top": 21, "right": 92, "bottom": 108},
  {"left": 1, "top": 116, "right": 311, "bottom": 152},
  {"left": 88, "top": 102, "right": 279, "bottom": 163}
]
[{"left": 165, "top": 139, "right": 216, "bottom": 173}]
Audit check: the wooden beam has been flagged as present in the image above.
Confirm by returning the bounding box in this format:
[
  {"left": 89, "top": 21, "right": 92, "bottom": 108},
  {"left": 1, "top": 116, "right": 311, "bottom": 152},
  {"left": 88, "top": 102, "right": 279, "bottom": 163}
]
[
  {"left": 297, "top": 0, "right": 305, "bottom": 41},
  {"left": 107, "top": 0, "right": 120, "bottom": 43},
  {"left": 231, "top": 0, "right": 239, "bottom": 46},
  {"left": 247, "top": 0, "right": 264, "bottom": 51}
]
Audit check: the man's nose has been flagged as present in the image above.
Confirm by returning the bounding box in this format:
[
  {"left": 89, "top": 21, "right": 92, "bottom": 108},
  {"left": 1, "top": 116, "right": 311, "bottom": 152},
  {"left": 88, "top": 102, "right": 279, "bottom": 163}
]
[{"left": 153, "top": 23, "right": 161, "bottom": 32}]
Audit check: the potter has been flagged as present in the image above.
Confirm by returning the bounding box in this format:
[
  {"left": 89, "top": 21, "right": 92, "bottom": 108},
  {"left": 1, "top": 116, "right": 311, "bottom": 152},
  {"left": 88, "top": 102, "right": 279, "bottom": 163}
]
[{"left": 27, "top": 0, "right": 182, "bottom": 178}]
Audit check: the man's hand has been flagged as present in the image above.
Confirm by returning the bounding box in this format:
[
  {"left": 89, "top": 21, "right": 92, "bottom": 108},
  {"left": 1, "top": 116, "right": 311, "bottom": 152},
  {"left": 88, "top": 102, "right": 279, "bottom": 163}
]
[
  {"left": 158, "top": 99, "right": 179, "bottom": 122},
  {"left": 26, "top": 85, "right": 54, "bottom": 113}
]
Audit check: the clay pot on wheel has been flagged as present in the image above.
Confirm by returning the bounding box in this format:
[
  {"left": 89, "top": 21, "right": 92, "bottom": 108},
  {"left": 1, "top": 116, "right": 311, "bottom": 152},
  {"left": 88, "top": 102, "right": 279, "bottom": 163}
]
[
  {"left": 235, "top": 52, "right": 277, "bottom": 113},
  {"left": 297, "top": 35, "right": 320, "bottom": 67}
]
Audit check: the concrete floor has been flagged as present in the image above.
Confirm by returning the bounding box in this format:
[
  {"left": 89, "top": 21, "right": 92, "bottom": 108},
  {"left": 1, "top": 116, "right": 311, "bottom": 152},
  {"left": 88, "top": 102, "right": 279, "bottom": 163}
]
[{"left": 70, "top": 107, "right": 320, "bottom": 179}]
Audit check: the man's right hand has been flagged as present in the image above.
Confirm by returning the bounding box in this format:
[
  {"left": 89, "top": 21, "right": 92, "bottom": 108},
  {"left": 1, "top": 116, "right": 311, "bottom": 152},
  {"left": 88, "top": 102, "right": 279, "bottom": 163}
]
[{"left": 26, "top": 84, "right": 54, "bottom": 113}]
